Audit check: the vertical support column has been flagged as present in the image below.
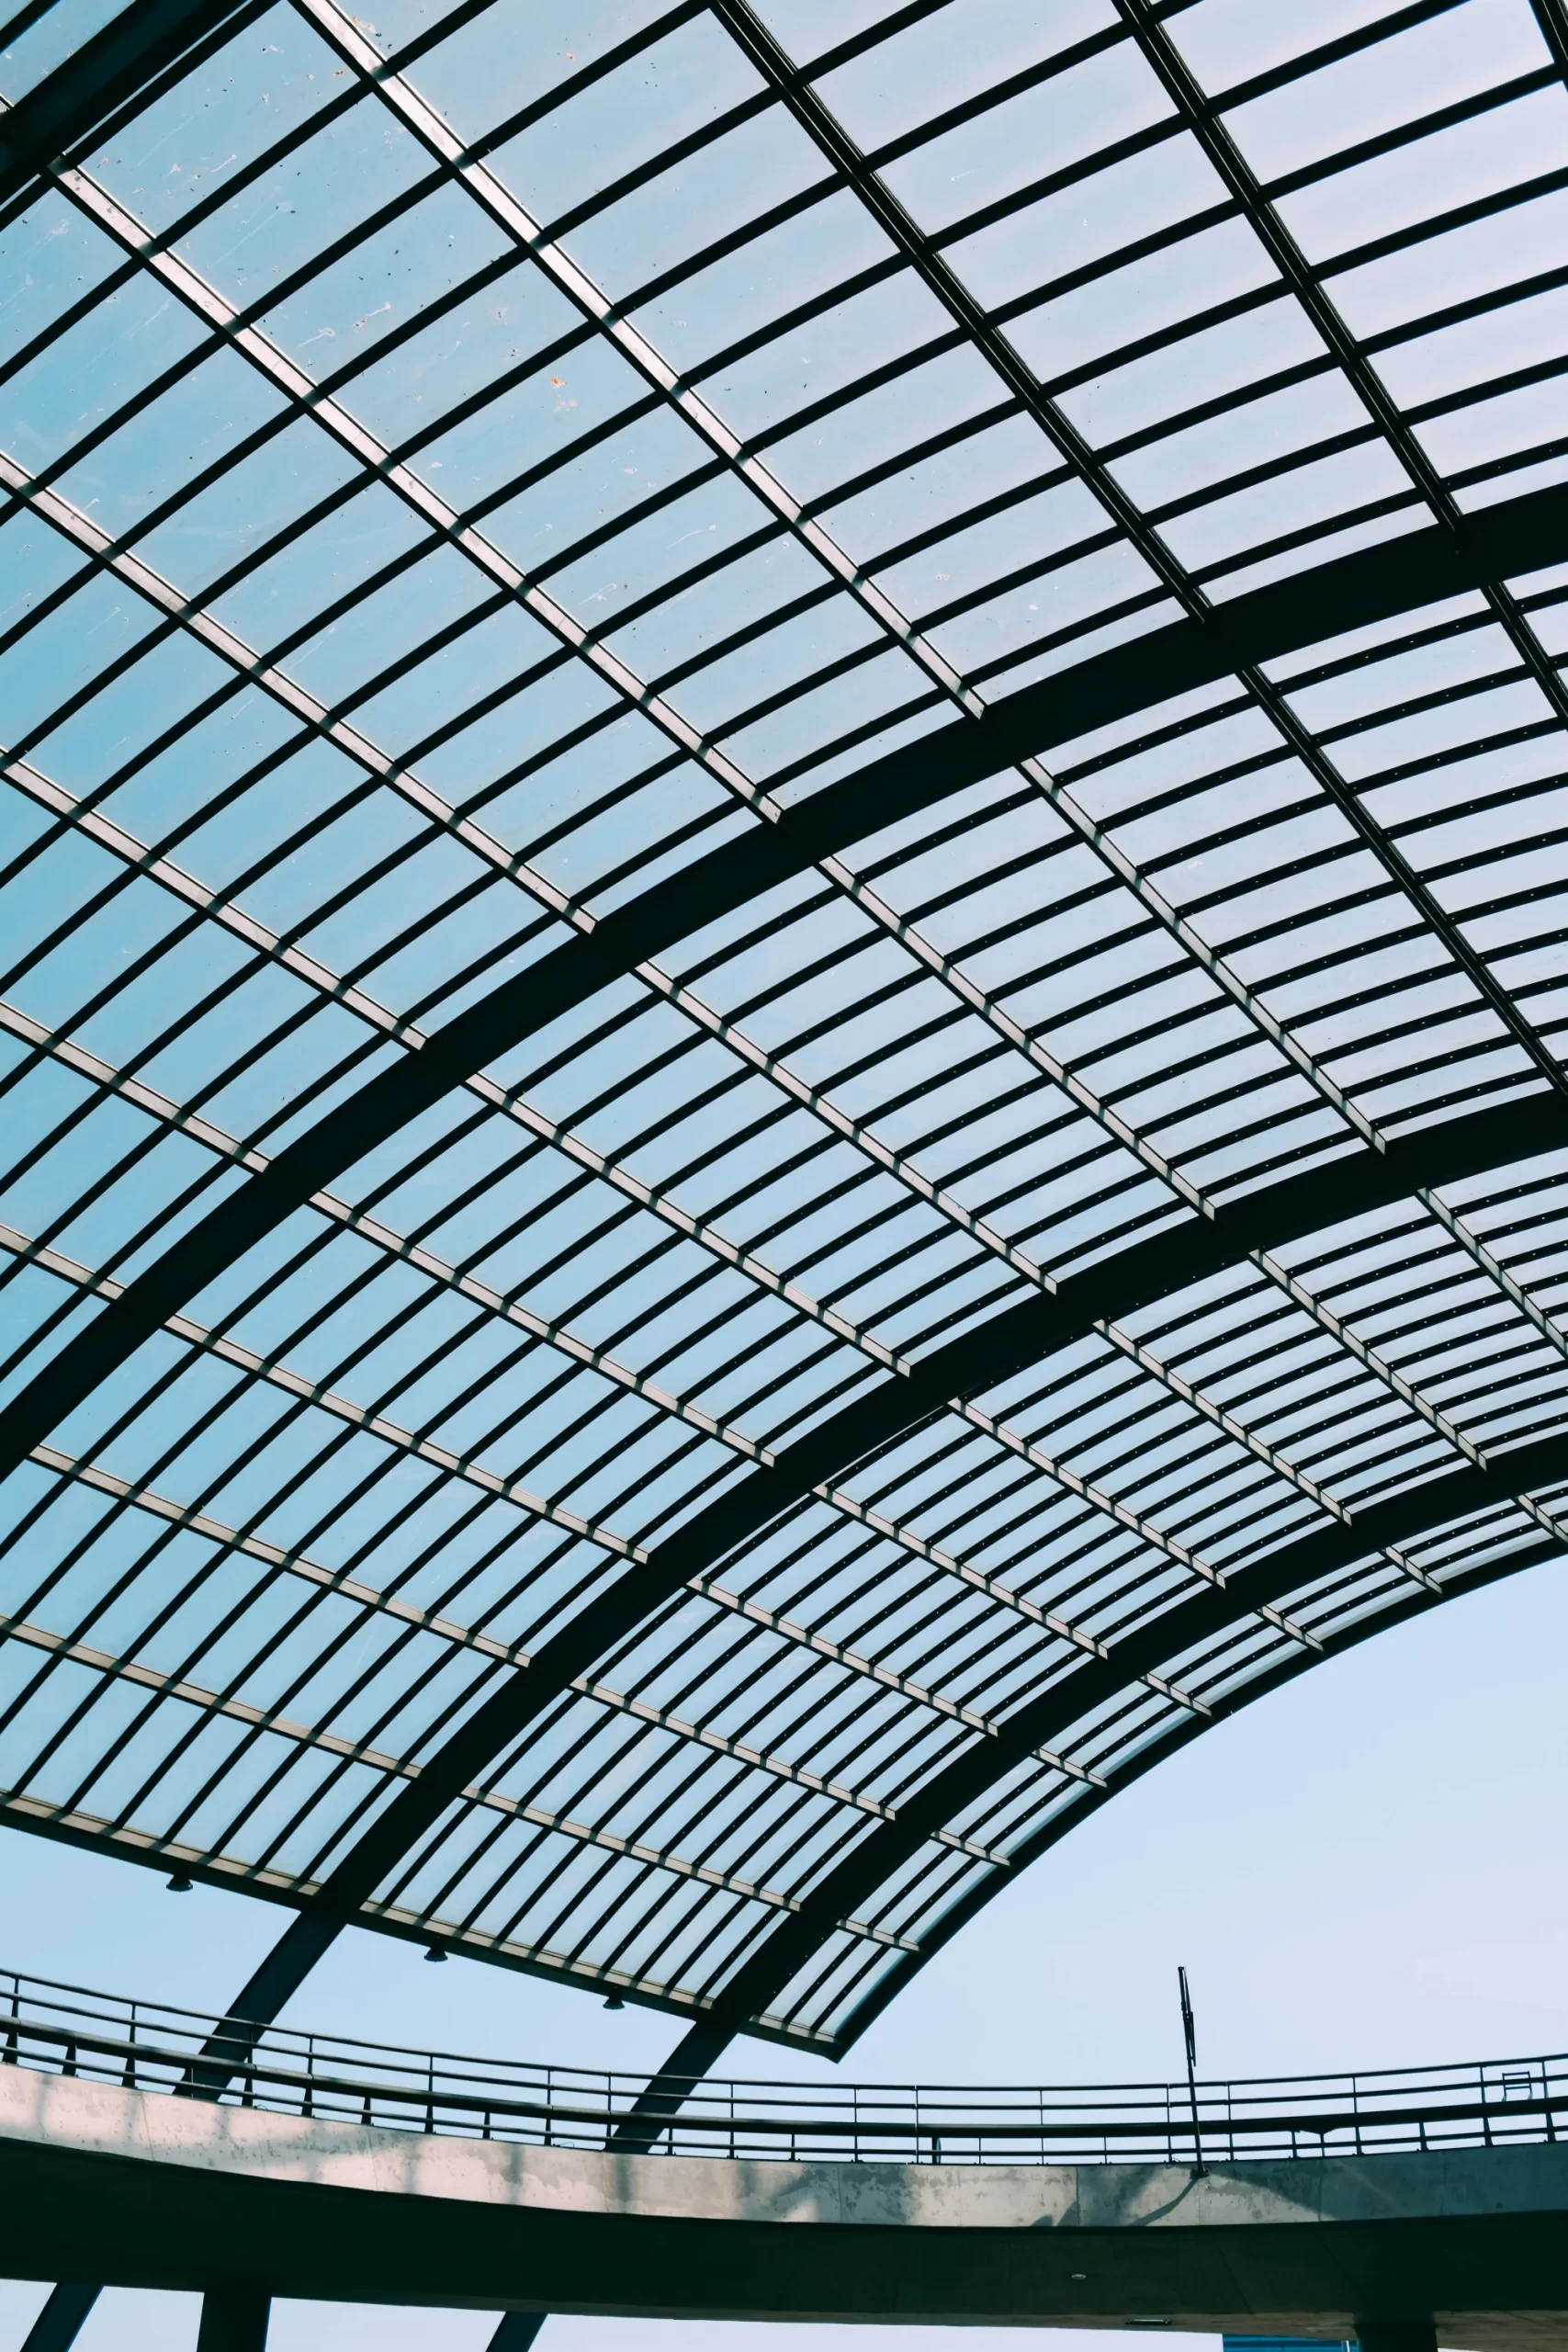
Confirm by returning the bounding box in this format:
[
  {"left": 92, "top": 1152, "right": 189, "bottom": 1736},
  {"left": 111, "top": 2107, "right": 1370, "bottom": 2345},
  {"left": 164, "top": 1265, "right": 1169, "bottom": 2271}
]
[
  {"left": 21, "top": 2285, "right": 100, "bottom": 2352},
  {"left": 486, "top": 2319, "right": 546, "bottom": 2351},
  {"left": 1356, "top": 2324, "right": 1438, "bottom": 2352},
  {"left": 482, "top": 2016, "right": 738, "bottom": 2350},
  {"left": 196, "top": 2288, "right": 270, "bottom": 2352}
]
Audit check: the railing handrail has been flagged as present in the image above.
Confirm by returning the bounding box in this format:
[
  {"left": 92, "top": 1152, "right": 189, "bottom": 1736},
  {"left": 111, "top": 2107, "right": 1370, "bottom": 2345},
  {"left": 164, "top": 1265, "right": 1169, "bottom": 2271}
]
[
  {"left": 4, "top": 1965, "right": 1567, "bottom": 2165},
  {"left": 6, "top": 2012, "right": 1568, "bottom": 2141}
]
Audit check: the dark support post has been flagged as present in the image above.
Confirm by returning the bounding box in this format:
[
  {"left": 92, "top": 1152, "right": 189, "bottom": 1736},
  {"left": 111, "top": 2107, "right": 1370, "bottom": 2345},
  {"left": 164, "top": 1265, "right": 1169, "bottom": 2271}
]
[
  {"left": 486, "top": 2319, "right": 546, "bottom": 2351},
  {"left": 21, "top": 2285, "right": 100, "bottom": 2352},
  {"left": 1178, "top": 1965, "right": 1204, "bottom": 2177},
  {"left": 1355, "top": 2325, "right": 1438, "bottom": 2352},
  {"left": 481, "top": 2016, "right": 736, "bottom": 2351},
  {"left": 195, "top": 2288, "right": 270, "bottom": 2352}
]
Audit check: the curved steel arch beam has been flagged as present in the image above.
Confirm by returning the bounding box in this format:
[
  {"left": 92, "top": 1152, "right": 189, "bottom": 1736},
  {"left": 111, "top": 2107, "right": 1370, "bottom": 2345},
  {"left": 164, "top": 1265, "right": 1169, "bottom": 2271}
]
[
  {"left": 208, "top": 1087, "right": 1568, "bottom": 2042},
  {"left": 4, "top": 479, "right": 1567, "bottom": 1495},
  {"left": 687, "top": 1424, "right": 1568, "bottom": 2052},
  {"left": 836, "top": 1520, "right": 1558, "bottom": 2059}
]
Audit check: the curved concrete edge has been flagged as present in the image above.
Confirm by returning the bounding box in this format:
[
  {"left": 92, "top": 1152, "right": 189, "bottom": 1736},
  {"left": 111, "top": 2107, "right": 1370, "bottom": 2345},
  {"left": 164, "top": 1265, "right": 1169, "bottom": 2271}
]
[
  {"left": 5, "top": 2068, "right": 1568, "bottom": 2338},
  {"left": 6, "top": 2064, "right": 1568, "bottom": 2230}
]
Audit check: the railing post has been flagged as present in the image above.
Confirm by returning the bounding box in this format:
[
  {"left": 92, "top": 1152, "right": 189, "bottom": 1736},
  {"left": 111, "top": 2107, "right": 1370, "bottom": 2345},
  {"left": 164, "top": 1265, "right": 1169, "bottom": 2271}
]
[
  {"left": 1546, "top": 2061, "right": 1557, "bottom": 2143},
  {"left": 425, "top": 2053, "right": 434, "bottom": 2136},
  {"left": 2, "top": 1976, "right": 15, "bottom": 2065},
  {"left": 301, "top": 2036, "right": 314, "bottom": 2121},
  {"left": 62, "top": 2040, "right": 77, "bottom": 2079},
  {"left": 123, "top": 2006, "right": 138, "bottom": 2091}
]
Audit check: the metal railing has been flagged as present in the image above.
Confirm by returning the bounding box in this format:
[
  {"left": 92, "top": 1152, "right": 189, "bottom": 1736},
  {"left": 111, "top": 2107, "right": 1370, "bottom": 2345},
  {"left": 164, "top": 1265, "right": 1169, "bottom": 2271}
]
[{"left": 3, "top": 1967, "right": 1565, "bottom": 2166}]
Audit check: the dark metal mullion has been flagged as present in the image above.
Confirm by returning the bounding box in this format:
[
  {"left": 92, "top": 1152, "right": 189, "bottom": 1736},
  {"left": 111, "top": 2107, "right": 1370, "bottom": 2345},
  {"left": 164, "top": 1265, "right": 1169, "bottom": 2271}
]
[
  {"left": 0, "top": 238, "right": 145, "bottom": 400},
  {"left": 1318, "top": 1270, "right": 1517, "bottom": 1359},
  {"left": 1404, "top": 343, "right": 1568, "bottom": 440},
  {"left": 573, "top": 1852, "right": 727, "bottom": 1987},
  {"left": 1025, "top": 275, "right": 1288, "bottom": 406},
  {"left": 815, "top": 1685, "right": 968, "bottom": 1819},
  {"left": 1142, "top": 419, "right": 1390, "bottom": 534},
  {"left": 35, "top": 168, "right": 781, "bottom": 866},
  {"left": 565, "top": 1419, "right": 726, "bottom": 1557},
  {"left": 423, "top": 1798, "right": 547, "bottom": 1947},
  {"left": 1364, "top": 261, "right": 1568, "bottom": 378},
  {"left": 549, "top": 1849, "right": 675, "bottom": 1981},
  {"left": 32, "top": 1379, "right": 384, "bottom": 1820},
  {"left": 93, "top": 1442, "right": 469, "bottom": 1846},
  {"left": 965, "top": 582, "right": 1173, "bottom": 691},
  {"left": 1448, "top": 429, "right": 1568, "bottom": 503},
  {"left": 236, "top": 1637, "right": 506, "bottom": 1896},
  {"left": 758, "top": 680, "right": 948, "bottom": 800},
  {"left": 1008, "top": 1513, "right": 1168, "bottom": 1614},
  {"left": 472, "top": 1814, "right": 620, "bottom": 1962},
  {"left": 0, "top": 966, "right": 379, "bottom": 1309},
  {"left": 881, "top": 1258, "right": 1032, "bottom": 1364},
  {"left": 1, "top": 95, "right": 402, "bottom": 526},
  {"left": 714, "top": 1781, "right": 854, "bottom": 1919},
  {"left": 1008, "top": 1157, "right": 1168, "bottom": 1261},
  {"left": 386, "top": 0, "right": 704, "bottom": 126},
  {"left": 912, "top": 526, "right": 1124, "bottom": 638},
  {"left": 1262, "top": 61, "right": 1559, "bottom": 209},
  {"left": 895, "top": 801, "right": 1111, "bottom": 931},
  {"left": 0, "top": 997, "right": 383, "bottom": 1355},
  {"left": 901, "top": 1606, "right": 1043, "bottom": 1728},
  {"left": 721, "top": 1327, "right": 867, "bottom": 1444},
  {"left": 475, "top": 1343, "right": 665, "bottom": 1498},
  {"left": 0, "top": 1490, "right": 174, "bottom": 1751},
  {"left": 602, "top": 1726, "right": 770, "bottom": 1883},
  {"left": 701, "top": 17, "right": 1213, "bottom": 720},
  {"left": 1310, "top": 674, "right": 1538, "bottom": 768},
  {"left": 1191, "top": 492, "right": 1428, "bottom": 596},
  {"left": 1403, "top": 1333, "right": 1562, "bottom": 1418},
  {"left": 797, "top": 395, "right": 1025, "bottom": 524},
  {"left": 854, "top": 458, "right": 1079, "bottom": 583},
  {"left": 627, "top": 1272, "right": 818, "bottom": 1403},
  {"left": 813, "top": 1207, "right": 997, "bottom": 1329},
  {"left": 1095, "top": 354, "right": 1344, "bottom": 479}
]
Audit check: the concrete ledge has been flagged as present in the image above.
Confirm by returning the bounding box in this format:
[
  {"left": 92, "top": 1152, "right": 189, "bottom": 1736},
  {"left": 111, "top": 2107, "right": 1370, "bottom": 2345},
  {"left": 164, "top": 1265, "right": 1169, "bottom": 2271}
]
[{"left": 4, "top": 2066, "right": 1568, "bottom": 2338}]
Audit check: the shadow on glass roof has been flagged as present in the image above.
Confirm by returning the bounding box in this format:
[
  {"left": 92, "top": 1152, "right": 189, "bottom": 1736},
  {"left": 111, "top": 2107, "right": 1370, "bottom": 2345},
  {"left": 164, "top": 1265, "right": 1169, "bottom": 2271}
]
[{"left": 3, "top": 0, "right": 1568, "bottom": 2061}]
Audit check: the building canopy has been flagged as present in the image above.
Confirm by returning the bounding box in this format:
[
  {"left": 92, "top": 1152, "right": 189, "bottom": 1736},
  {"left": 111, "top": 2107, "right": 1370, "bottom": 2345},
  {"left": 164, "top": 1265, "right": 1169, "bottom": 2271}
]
[{"left": 3, "top": 0, "right": 1568, "bottom": 2052}]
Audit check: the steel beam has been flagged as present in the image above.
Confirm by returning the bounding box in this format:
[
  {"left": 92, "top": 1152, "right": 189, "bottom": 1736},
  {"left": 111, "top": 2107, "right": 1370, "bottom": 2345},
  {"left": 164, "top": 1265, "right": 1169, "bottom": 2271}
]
[
  {"left": 0, "top": 0, "right": 258, "bottom": 209},
  {"left": 695, "top": 1435, "right": 1568, "bottom": 2050},
  {"left": 1356, "top": 2325, "right": 1438, "bottom": 2352},
  {"left": 19, "top": 2285, "right": 99, "bottom": 2352},
  {"left": 195, "top": 1086, "right": 1568, "bottom": 2067},
  {"left": 479, "top": 2022, "right": 739, "bottom": 2352},
  {"left": 841, "top": 1518, "right": 1551, "bottom": 2056},
  {"left": 195, "top": 2287, "right": 269, "bottom": 2352},
  {"left": 3, "top": 479, "right": 1566, "bottom": 1500},
  {"left": 7, "top": 485, "right": 1568, "bottom": 2077}
]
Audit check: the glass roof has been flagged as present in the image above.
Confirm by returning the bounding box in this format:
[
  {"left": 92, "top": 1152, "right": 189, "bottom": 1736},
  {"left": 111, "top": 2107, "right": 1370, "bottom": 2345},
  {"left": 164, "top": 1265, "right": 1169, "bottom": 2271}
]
[{"left": 3, "top": 0, "right": 1568, "bottom": 2058}]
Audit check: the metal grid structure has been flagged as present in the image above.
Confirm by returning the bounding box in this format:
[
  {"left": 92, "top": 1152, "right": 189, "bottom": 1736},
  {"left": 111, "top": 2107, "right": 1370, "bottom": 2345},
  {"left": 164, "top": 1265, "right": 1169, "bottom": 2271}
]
[
  {"left": 6, "top": 1966, "right": 1567, "bottom": 2166},
  {"left": 4, "top": 0, "right": 1568, "bottom": 2060}
]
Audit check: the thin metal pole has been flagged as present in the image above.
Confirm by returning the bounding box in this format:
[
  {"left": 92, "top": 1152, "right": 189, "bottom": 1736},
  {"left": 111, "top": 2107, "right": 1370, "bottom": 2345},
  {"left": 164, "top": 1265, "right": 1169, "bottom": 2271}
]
[{"left": 1179, "top": 1965, "right": 1205, "bottom": 2176}]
